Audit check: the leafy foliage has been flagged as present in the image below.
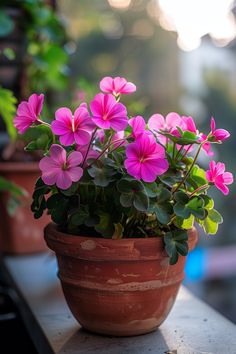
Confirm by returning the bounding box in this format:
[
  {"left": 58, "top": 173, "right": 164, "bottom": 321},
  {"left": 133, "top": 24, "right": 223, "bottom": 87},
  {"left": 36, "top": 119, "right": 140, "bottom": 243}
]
[{"left": 0, "top": 87, "right": 17, "bottom": 140}]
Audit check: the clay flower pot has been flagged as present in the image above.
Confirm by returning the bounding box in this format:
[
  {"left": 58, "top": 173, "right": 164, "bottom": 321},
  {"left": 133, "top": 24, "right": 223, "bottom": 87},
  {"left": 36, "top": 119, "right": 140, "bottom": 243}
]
[
  {"left": 44, "top": 223, "right": 198, "bottom": 337},
  {"left": 0, "top": 162, "right": 49, "bottom": 254}
]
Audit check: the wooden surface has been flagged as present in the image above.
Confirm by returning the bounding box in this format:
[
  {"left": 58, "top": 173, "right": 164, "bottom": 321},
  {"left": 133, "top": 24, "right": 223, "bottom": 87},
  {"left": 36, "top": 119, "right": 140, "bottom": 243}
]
[{"left": 3, "top": 253, "right": 236, "bottom": 354}]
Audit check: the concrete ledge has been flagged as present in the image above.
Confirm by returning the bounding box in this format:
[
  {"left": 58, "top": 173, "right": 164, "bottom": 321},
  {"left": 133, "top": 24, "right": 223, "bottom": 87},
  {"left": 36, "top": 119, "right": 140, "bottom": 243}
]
[{"left": 3, "top": 253, "right": 236, "bottom": 354}]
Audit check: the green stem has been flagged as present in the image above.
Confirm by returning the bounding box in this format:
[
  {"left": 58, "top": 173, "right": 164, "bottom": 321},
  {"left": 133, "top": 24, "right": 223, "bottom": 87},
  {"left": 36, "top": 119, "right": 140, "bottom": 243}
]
[
  {"left": 82, "top": 128, "right": 98, "bottom": 168},
  {"left": 172, "top": 142, "right": 176, "bottom": 159},
  {"left": 189, "top": 184, "right": 209, "bottom": 197},
  {"left": 175, "top": 145, "right": 184, "bottom": 161},
  {"left": 173, "top": 142, "right": 204, "bottom": 193},
  {"left": 85, "top": 135, "right": 131, "bottom": 170},
  {"left": 37, "top": 119, "right": 51, "bottom": 128},
  {"left": 181, "top": 144, "right": 192, "bottom": 161}
]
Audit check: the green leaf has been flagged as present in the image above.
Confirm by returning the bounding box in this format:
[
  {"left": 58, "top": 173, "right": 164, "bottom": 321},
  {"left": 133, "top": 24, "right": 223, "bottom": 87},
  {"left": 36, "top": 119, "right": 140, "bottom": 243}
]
[
  {"left": 61, "top": 182, "right": 79, "bottom": 196},
  {"left": 198, "top": 208, "right": 223, "bottom": 235},
  {"left": 201, "top": 195, "right": 214, "bottom": 210},
  {"left": 95, "top": 212, "right": 114, "bottom": 238},
  {"left": 112, "top": 223, "right": 124, "bottom": 239},
  {"left": 175, "top": 215, "right": 194, "bottom": 229},
  {"left": 133, "top": 191, "right": 149, "bottom": 212},
  {"left": 117, "top": 178, "right": 148, "bottom": 212},
  {"left": 120, "top": 193, "right": 133, "bottom": 207},
  {"left": 208, "top": 209, "right": 223, "bottom": 223},
  {"left": 164, "top": 230, "right": 188, "bottom": 265},
  {"left": 70, "top": 206, "right": 89, "bottom": 226},
  {"left": 188, "top": 165, "right": 207, "bottom": 188},
  {"left": 0, "top": 11, "right": 14, "bottom": 37},
  {"left": 0, "top": 87, "right": 17, "bottom": 140},
  {"left": 88, "top": 164, "right": 116, "bottom": 187},
  {"left": 0, "top": 176, "right": 25, "bottom": 197},
  {"left": 143, "top": 182, "right": 158, "bottom": 197},
  {"left": 117, "top": 178, "right": 144, "bottom": 193}
]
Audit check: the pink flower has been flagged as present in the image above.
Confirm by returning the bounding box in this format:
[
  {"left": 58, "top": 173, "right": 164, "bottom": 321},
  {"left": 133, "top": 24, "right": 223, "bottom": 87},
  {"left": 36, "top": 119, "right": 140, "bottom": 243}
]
[
  {"left": 199, "top": 133, "right": 214, "bottom": 156},
  {"left": 181, "top": 116, "right": 198, "bottom": 135},
  {"left": 51, "top": 104, "right": 94, "bottom": 146},
  {"left": 148, "top": 112, "right": 182, "bottom": 144},
  {"left": 124, "top": 133, "right": 169, "bottom": 182},
  {"left": 96, "top": 130, "right": 126, "bottom": 149},
  {"left": 100, "top": 76, "right": 136, "bottom": 96},
  {"left": 90, "top": 93, "right": 128, "bottom": 131},
  {"left": 129, "top": 116, "right": 146, "bottom": 139},
  {"left": 210, "top": 117, "right": 230, "bottom": 141},
  {"left": 206, "top": 161, "right": 233, "bottom": 195},
  {"left": 39, "top": 144, "right": 83, "bottom": 190},
  {"left": 77, "top": 144, "right": 99, "bottom": 167},
  {"left": 14, "top": 93, "right": 44, "bottom": 134}
]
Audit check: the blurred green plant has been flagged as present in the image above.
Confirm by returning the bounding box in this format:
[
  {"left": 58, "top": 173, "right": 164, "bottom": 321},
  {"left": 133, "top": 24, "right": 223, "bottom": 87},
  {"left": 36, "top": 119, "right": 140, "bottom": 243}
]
[
  {"left": 0, "top": 0, "right": 70, "bottom": 93},
  {"left": 0, "top": 86, "right": 17, "bottom": 141},
  {"left": 0, "top": 176, "right": 26, "bottom": 215}
]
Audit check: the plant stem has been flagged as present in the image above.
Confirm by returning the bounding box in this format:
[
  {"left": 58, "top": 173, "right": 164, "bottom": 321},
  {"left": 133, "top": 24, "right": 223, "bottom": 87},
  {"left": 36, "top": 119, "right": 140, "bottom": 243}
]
[
  {"left": 173, "top": 142, "right": 203, "bottom": 193},
  {"left": 37, "top": 119, "right": 51, "bottom": 128},
  {"left": 172, "top": 142, "right": 176, "bottom": 159},
  {"left": 82, "top": 128, "right": 98, "bottom": 167},
  {"left": 189, "top": 184, "right": 209, "bottom": 197},
  {"left": 174, "top": 145, "right": 184, "bottom": 161},
  {"left": 85, "top": 135, "right": 131, "bottom": 170},
  {"left": 181, "top": 144, "right": 192, "bottom": 160}
]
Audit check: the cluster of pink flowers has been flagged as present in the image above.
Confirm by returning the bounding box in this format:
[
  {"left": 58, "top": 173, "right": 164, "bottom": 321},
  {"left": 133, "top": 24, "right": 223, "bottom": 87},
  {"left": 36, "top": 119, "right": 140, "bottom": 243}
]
[{"left": 14, "top": 76, "right": 233, "bottom": 194}]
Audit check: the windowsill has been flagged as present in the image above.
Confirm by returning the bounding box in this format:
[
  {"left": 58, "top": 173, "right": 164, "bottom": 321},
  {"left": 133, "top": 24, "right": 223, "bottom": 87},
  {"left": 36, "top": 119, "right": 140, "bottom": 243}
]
[{"left": 2, "top": 252, "right": 236, "bottom": 354}]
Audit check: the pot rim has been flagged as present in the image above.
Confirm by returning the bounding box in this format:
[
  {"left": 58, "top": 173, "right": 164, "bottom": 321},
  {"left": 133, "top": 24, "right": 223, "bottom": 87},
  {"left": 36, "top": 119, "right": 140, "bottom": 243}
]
[{"left": 44, "top": 223, "right": 198, "bottom": 261}]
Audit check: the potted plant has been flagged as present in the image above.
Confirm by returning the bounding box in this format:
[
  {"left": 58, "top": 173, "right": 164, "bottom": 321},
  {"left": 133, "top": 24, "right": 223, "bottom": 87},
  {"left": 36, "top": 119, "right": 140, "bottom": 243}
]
[
  {"left": 0, "top": 86, "right": 49, "bottom": 254},
  {"left": 15, "top": 76, "right": 233, "bottom": 336}
]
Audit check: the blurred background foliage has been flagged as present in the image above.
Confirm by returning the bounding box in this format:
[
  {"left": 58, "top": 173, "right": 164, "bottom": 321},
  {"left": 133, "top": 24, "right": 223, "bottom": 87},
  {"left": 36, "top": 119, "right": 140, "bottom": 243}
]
[{"left": 0, "top": 0, "right": 236, "bottom": 322}]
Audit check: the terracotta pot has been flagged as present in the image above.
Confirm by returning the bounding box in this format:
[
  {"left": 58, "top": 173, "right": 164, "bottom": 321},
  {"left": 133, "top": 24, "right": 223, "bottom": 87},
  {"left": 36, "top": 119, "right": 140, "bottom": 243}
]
[
  {"left": 44, "top": 223, "right": 198, "bottom": 337},
  {"left": 0, "top": 162, "right": 49, "bottom": 254}
]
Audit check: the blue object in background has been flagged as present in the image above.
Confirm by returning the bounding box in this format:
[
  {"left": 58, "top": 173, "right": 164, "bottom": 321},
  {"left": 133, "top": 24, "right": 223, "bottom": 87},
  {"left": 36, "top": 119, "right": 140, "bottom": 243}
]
[{"left": 184, "top": 247, "right": 207, "bottom": 282}]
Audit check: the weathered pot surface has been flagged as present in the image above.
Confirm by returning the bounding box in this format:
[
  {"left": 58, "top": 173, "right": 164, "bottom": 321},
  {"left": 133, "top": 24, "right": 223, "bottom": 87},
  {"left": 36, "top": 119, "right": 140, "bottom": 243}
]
[
  {"left": 44, "top": 223, "right": 198, "bottom": 337},
  {"left": 0, "top": 162, "right": 49, "bottom": 254}
]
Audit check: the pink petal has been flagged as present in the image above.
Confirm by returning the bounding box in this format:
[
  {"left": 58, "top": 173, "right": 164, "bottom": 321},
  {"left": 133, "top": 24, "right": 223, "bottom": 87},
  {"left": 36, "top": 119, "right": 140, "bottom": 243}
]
[
  {"left": 141, "top": 158, "right": 168, "bottom": 182},
  {"left": 13, "top": 115, "right": 33, "bottom": 134},
  {"left": 213, "top": 129, "right": 230, "bottom": 141},
  {"left": 55, "top": 107, "right": 73, "bottom": 125},
  {"left": 39, "top": 156, "right": 59, "bottom": 171},
  {"left": 148, "top": 114, "right": 165, "bottom": 132},
  {"left": 16, "top": 101, "right": 32, "bottom": 118},
  {"left": 74, "top": 130, "right": 91, "bottom": 145},
  {"left": 28, "top": 93, "right": 44, "bottom": 116},
  {"left": 206, "top": 170, "right": 213, "bottom": 183},
  {"left": 124, "top": 158, "right": 141, "bottom": 180},
  {"left": 129, "top": 116, "right": 146, "bottom": 138},
  {"left": 215, "top": 179, "right": 229, "bottom": 195},
  {"left": 125, "top": 142, "right": 139, "bottom": 159},
  {"left": 215, "top": 162, "right": 225, "bottom": 175},
  {"left": 223, "top": 172, "right": 234, "bottom": 185},
  {"left": 122, "top": 81, "right": 136, "bottom": 94},
  {"left": 91, "top": 117, "right": 111, "bottom": 129},
  {"left": 113, "top": 77, "right": 127, "bottom": 92},
  {"left": 59, "top": 132, "right": 76, "bottom": 146},
  {"left": 51, "top": 120, "right": 71, "bottom": 135},
  {"left": 50, "top": 144, "right": 66, "bottom": 164},
  {"left": 67, "top": 151, "right": 83, "bottom": 167},
  {"left": 166, "top": 112, "right": 182, "bottom": 130},
  {"left": 100, "top": 76, "right": 113, "bottom": 93},
  {"left": 41, "top": 168, "right": 61, "bottom": 186},
  {"left": 110, "top": 116, "right": 128, "bottom": 131},
  {"left": 67, "top": 166, "right": 83, "bottom": 182},
  {"left": 56, "top": 170, "right": 73, "bottom": 190},
  {"left": 210, "top": 117, "right": 216, "bottom": 132}
]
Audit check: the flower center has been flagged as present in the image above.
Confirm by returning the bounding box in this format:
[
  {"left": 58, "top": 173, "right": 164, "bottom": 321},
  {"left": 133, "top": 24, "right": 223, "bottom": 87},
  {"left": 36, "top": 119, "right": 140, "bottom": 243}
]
[
  {"left": 71, "top": 117, "right": 75, "bottom": 132},
  {"left": 139, "top": 156, "right": 145, "bottom": 163},
  {"left": 103, "top": 114, "right": 108, "bottom": 121},
  {"left": 62, "top": 162, "right": 68, "bottom": 170}
]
